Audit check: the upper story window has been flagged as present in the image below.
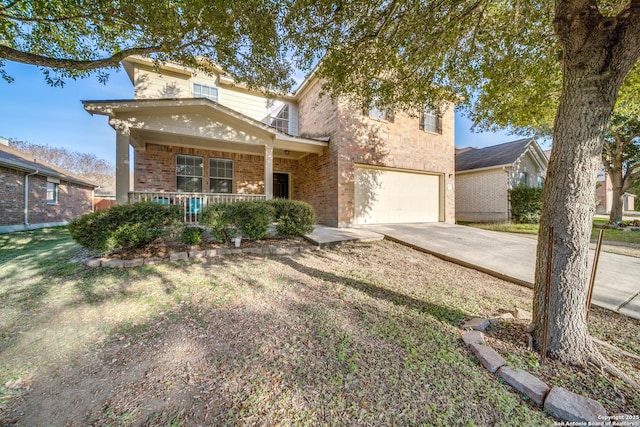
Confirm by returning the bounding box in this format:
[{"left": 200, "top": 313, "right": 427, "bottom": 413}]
[
  {"left": 46, "top": 181, "right": 58, "bottom": 204},
  {"left": 366, "top": 105, "right": 394, "bottom": 122},
  {"left": 420, "top": 107, "right": 442, "bottom": 134},
  {"left": 210, "top": 158, "right": 233, "bottom": 193},
  {"left": 270, "top": 104, "right": 290, "bottom": 133},
  {"left": 176, "top": 154, "right": 203, "bottom": 192},
  {"left": 518, "top": 172, "right": 529, "bottom": 186},
  {"left": 193, "top": 83, "right": 218, "bottom": 102}
]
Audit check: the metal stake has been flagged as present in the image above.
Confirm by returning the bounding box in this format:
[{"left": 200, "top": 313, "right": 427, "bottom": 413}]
[{"left": 586, "top": 229, "right": 604, "bottom": 320}]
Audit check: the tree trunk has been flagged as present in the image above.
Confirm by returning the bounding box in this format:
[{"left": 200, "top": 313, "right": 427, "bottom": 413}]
[
  {"left": 531, "top": 1, "right": 640, "bottom": 366},
  {"left": 609, "top": 173, "right": 625, "bottom": 223},
  {"left": 532, "top": 66, "right": 615, "bottom": 365}
]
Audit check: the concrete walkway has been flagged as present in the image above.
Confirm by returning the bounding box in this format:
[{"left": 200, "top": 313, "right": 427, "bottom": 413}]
[
  {"left": 356, "top": 223, "right": 640, "bottom": 321},
  {"left": 305, "top": 225, "right": 384, "bottom": 246}
]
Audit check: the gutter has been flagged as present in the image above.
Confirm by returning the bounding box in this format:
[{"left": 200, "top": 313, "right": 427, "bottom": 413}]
[{"left": 24, "top": 170, "right": 39, "bottom": 225}]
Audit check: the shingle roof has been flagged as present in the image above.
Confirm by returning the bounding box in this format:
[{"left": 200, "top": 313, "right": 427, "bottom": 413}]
[
  {"left": 455, "top": 138, "right": 533, "bottom": 172},
  {"left": 0, "top": 143, "right": 97, "bottom": 188}
]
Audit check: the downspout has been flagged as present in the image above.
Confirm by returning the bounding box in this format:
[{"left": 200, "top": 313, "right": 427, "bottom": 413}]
[{"left": 24, "top": 171, "right": 39, "bottom": 225}]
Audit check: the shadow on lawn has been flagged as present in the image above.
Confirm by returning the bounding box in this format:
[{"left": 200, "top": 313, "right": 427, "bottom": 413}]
[{"left": 277, "top": 256, "right": 468, "bottom": 326}]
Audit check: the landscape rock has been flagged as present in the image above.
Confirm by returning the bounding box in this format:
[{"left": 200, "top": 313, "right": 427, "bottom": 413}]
[
  {"left": 123, "top": 258, "right": 144, "bottom": 268},
  {"left": 243, "top": 247, "right": 263, "bottom": 255},
  {"left": 205, "top": 249, "right": 218, "bottom": 257},
  {"left": 544, "top": 386, "right": 607, "bottom": 423},
  {"left": 102, "top": 259, "right": 124, "bottom": 268},
  {"left": 189, "top": 250, "right": 207, "bottom": 258},
  {"left": 461, "top": 331, "right": 485, "bottom": 346},
  {"left": 85, "top": 258, "right": 102, "bottom": 268},
  {"left": 498, "top": 366, "right": 550, "bottom": 406},
  {"left": 144, "top": 257, "right": 164, "bottom": 265},
  {"left": 462, "top": 318, "right": 490, "bottom": 331},
  {"left": 469, "top": 343, "right": 505, "bottom": 373},
  {"left": 490, "top": 312, "right": 515, "bottom": 324},
  {"left": 512, "top": 308, "right": 532, "bottom": 321},
  {"left": 169, "top": 252, "right": 188, "bottom": 261}
]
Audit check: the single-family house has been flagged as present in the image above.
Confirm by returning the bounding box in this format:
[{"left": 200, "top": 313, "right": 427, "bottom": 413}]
[
  {"left": 595, "top": 167, "right": 636, "bottom": 214},
  {"left": 83, "top": 57, "right": 455, "bottom": 227},
  {"left": 0, "top": 138, "right": 97, "bottom": 233},
  {"left": 455, "top": 138, "right": 548, "bottom": 223}
]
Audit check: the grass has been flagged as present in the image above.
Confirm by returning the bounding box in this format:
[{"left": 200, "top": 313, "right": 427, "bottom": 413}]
[
  {"left": 1, "top": 227, "right": 638, "bottom": 425},
  {"left": 466, "top": 220, "right": 640, "bottom": 246}
]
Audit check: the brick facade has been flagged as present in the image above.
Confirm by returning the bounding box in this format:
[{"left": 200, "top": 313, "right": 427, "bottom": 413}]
[
  {"left": 0, "top": 165, "right": 94, "bottom": 231},
  {"left": 130, "top": 77, "right": 456, "bottom": 227},
  {"left": 456, "top": 169, "right": 510, "bottom": 222}
]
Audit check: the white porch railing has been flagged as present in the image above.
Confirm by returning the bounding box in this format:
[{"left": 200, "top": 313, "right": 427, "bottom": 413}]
[{"left": 128, "top": 191, "right": 267, "bottom": 223}]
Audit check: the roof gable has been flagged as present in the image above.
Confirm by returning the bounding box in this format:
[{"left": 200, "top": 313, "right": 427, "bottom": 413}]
[{"left": 455, "top": 138, "right": 534, "bottom": 172}]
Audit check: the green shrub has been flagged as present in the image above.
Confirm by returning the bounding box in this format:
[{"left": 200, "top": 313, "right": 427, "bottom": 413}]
[
  {"left": 199, "top": 203, "right": 234, "bottom": 242},
  {"left": 233, "top": 201, "right": 274, "bottom": 240},
  {"left": 68, "top": 202, "right": 181, "bottom": 253},
  {"left": 181, "top": 226, "right": 204, "bottom": 245},
  {"left": 269, "top": 199, "right": 316, "bottom": 236},
  {"left": 509, "top": 186, "right": 543, "bottom": 224}
]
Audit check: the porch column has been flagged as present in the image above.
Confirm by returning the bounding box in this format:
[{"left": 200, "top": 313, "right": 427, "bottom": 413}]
[
  {"left": 115, "top": 130, "right": 131, "bottom": 204},
  {"left": 265, "top": 141, "right": 274, "bottom": 200}
]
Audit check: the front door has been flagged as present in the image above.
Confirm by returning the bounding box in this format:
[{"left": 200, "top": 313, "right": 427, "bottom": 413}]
[{"left": 273, "top": 173, "right": 289, "bottom": 199}]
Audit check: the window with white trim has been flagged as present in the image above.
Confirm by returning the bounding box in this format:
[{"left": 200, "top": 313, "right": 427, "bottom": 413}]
[
  {"left": 420, "top": 107, "right": 442, "bottom": 133},
  {"left": 193, "top": 83, "right": 218, "bottom": 102},
  {"left": 209, "top": 158, "right": 233, "bottom": 193},
  {"left": 366, "top": 104, "right": 394, "bottom": 122},
  {"left": 46, "top": 182, "right": 58, "bottom": 204},
  {"left": 176, "top": 154, "right": 203, "bottom": 192},
  {"left": 270, "top": 104, "right": 290, "bottom": 133}
]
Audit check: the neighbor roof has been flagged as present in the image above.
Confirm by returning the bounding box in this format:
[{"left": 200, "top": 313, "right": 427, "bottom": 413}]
[
  {"left": 0, "top": 143, "right": 97, "bottom": 188},
  {"left": 455, "top": 138, "right": 533, "bottom": 172}
]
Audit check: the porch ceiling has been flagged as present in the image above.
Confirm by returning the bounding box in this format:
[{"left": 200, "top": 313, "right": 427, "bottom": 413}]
[{"left": 83, "top": 98, "right": 328, "bottom": 159}]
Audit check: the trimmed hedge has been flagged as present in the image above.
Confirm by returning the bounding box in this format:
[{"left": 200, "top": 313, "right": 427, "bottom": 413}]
[
  {"left": 199, "top": 202, "right": 235, "bottom": 242},
  {"left": 199, "top": 199, "right": 316, "bottom": 240},
  {"left": 68, "top": 202, "right": 182, "bottom": 254},
  {"left": 270, "top": 198, "right": 316, "bottom": 236},
  {"left": 509, "top": 186, "right": 543, "bottom": 224}
]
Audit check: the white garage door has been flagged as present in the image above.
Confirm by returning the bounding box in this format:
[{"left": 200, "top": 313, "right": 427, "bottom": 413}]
[{"left": 354, "top": 167, "right": 441, "bottom": 224}]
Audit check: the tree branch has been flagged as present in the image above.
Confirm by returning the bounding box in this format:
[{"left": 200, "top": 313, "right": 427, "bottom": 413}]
[
  {"left": 0, "top": 11, "right": 111, "bottom": 24},
  {"left": 0, "top": 44, "right": 162, "bottom": 70}
]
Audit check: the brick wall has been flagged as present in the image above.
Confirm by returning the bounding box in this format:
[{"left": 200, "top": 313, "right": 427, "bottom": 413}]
[
  {"left": 135, "top": 144, "right": 301, "bottom": 196},
  {"left": 456, "top": 169, "right": 509, "bottom": 222},
  {"left": 296, "top": 80, "right": 341, "bottom": 226},
  {"left": 0, "top": 166, "right": 94, "bottom": 227},
  {"left": 0, "top": 166, "right": 25, "bottom": 225},
  {"left": 334, "top": 102, "right": 456, "bottom": 226}
]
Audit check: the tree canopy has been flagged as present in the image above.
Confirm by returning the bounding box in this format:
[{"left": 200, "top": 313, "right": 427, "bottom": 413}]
[{"left": 0, "top": 0, "right": 292, "bottom": 91}]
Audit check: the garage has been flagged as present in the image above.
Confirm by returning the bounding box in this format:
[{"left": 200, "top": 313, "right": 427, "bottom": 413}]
[{"left": 354, "top": 166, "right": 442, "bottom": 224}]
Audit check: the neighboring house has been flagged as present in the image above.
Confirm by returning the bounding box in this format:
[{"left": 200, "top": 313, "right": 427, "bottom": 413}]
[
  {"left": 0, "top": 138, "right": 97, "bottom": 233},
  {"left": 595, "top": 167, "right": 636, "bottom": 214},
  {"left": 455, "top": 138, "right": 548, "bottom": 223},
  {"left": 83, "top": 56, "right": 455, "bottom": 227}
]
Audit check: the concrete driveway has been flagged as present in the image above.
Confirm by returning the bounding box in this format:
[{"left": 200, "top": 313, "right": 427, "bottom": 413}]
[{"left": 360, "top": 223, "right": 640, "bottom": 321}]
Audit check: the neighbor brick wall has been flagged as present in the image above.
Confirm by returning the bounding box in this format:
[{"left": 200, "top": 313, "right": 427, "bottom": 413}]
[
  {"left": 456, "top": 169, "right": 509, "bottom": 223},
  {"left": 0, "top": 166, "right": 25, "bottom": 225},
  {"left": 0, "top": 166, "right": 93, "bottom": 227},
  {"left": 334, "top": 102, "right": 456, "bottom": 226}
]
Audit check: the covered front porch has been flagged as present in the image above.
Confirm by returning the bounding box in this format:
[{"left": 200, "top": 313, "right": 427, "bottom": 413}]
[{"left": 83, "top": 98, "right": 328, "bottom": 222}]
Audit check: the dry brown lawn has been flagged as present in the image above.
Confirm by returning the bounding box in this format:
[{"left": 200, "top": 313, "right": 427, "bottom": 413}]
[{"left": 0, "top": 228, "right": 638, "bottom": 426}]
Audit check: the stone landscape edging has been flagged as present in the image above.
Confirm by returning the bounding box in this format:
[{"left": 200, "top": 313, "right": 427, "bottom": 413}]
[
  {"left": 84, "top": 245, "right": 319, "bottom": 268},
  {"left": 460, "top": 315, "right": 639, "bottom": 426}
]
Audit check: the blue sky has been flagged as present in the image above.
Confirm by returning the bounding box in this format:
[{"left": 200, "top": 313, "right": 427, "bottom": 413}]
[{"left": 1, "top": 61, "right": 520, "bottom": 165}]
